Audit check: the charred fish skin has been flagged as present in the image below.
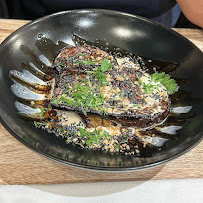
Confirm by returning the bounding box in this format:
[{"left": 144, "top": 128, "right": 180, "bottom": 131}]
[{"left": 51, "top": 45, "right": 171, "bottom": 129}]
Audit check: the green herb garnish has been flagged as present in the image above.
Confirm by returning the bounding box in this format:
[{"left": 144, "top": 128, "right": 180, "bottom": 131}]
[
  {"left": 120, "top": 90, "right": 124, "bottom": 100},
  {"left": 51, "top": 94, "right": 74, "bottom": 106},
  {"left": 69, "top": 53, "right": 87, "bottom": 60},
  {"left": 71, "top": 53, "right": 104, "bottom": 66},
  {"left": 70, "top": 53, "right": 93, "bottom": 66},
  {"left": 56, "top": 126, "right": 65, "bottom": 133},
  {"left": 115, "top": 144, "right": 120, "bottom": 149},
  {"left": 51, "top": 83, "right": 105, "bottom": 115},
  {"left": 137, "top": 72, "right": 178, "bottom": 94},
  {"left": 66, "top": 138, "right": 71, "bottom": 143},
  {"left": 34, "top": 121, "right": 47, "bottom": 128},
  {"left": 100, "top": 58, "right": 112, "bottom": 72},
  {"left": 87, "top": 58, "right": 112, "bottom": 85},
  {"left": 57, "top": 62, "right": 67, "bottom": 69},
  {"left": 74, "top": 59, "right": 93, "bottom": 66},
  {"left": 79, "top": 128, "right": 111, "bottom": 146},
  {"left": 46, "top": 104, "right": 51, "bottom": 113},
  {"left": 70, "top": 83, "right": 105, "bottom": 113},
  {"left": 151, "top": 72, "right": 178, "bottom": 94},
  {"left": 37, "top": 107, "right": 44, "bottom": 117},
  {"left": 52, "top": 58, "right": 113, "bottom": 115},
  {"left": 95, "top": 59, "right": 112, "bottom": 85},
  {"left": 133, "top": 104, "right": 140, "bottom": 108}
]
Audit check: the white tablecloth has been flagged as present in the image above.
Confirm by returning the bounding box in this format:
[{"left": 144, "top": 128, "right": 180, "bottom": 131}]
[{"left": 0, "top": 178, "right": 203, "bottom": 203}]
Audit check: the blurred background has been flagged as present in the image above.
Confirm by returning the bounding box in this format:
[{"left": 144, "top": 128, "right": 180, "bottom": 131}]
[{"left": 0, "top": 0, "right": 200, "bottom": 28}]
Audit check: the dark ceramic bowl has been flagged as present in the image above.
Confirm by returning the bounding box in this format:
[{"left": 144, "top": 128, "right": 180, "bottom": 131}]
[{"left": 0, "top": 9, "right": 202, "bottom": 171}]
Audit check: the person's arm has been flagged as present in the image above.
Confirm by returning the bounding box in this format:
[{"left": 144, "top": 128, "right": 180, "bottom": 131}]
[{"left": 177, "top": 0, "right": 203, "bottom": 28}]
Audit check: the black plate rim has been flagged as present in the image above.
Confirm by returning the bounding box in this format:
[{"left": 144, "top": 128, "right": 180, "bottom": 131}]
[{"left": 0, "top": 9, "right": 203, "bottom": 172}]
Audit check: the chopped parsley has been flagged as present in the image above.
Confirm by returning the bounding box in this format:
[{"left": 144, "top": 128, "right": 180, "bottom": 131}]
[
  {"left": 51, "top": 82, "right": 106, "bottom": 115},
  {"left": 74, "top": 59, "right": 93, "bottom": 66},
  {"left": 79, "top": 128, "right": 111, "bottom": 146},
  {"left": 51, "top": 94, "right": 74, "bottom": 106}
]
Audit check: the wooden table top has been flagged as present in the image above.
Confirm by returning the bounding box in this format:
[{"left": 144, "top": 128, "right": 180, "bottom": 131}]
[{"left": 0, "top": 19, "right": 202, "bottom": 185}]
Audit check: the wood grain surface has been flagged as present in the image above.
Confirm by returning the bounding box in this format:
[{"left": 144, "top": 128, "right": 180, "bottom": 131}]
[{"left": 0, "top": 19, "right": 202, "bottom": 185}]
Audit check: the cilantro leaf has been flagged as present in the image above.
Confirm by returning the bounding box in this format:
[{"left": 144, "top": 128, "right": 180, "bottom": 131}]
[
  {"left": 94, "top": 59, "right": 112, "bottom": 85},
  {"left": 138, "top": 72, "right": 178, "bottom": 95},
  {"left": 100, "top": 58, "right": 112, "bottom": 72},
  {"left": 151, "top": 72, "right": 178, "bottom": 94}
]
